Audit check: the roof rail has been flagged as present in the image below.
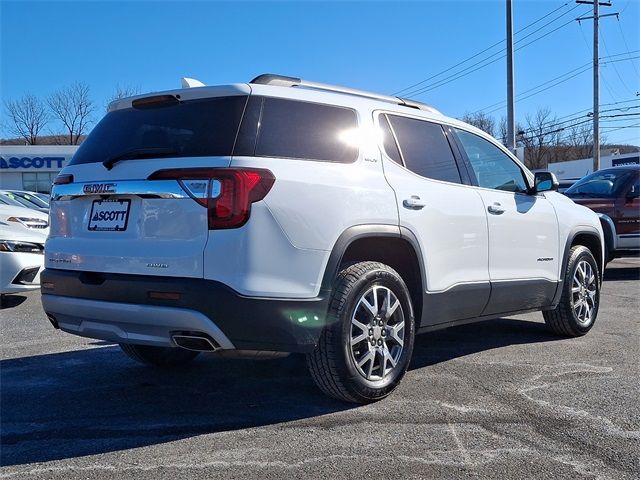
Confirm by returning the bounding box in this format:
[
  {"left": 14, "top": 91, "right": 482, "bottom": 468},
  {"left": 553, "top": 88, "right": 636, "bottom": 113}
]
[{"left": 250, "top": 74, "right": 440, "bottom": 114}]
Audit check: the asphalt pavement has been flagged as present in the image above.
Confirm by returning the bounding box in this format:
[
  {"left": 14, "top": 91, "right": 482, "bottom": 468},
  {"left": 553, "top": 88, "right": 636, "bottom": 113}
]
[{"left": 1, "top": 259, "right": 638, "bottom": 479}]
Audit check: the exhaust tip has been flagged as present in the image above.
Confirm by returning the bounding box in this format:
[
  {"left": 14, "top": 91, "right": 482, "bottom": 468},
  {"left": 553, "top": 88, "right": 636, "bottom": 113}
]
[
  {"left": 171, "top": 333, "right": 219, "bottom": 352},
  {"left": 46, "top": 313, "right": 59, "bottom": 329}
]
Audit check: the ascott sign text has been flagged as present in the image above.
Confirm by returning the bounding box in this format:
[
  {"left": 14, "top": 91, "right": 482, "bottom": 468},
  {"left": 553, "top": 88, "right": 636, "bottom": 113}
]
[{"left": 0, "top": 156, "right": 66, "bottom": 169}]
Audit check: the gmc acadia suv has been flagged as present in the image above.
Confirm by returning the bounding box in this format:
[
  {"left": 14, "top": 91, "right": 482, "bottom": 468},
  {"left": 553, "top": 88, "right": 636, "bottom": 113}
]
[{"left": 41, "top": 74, "right": 605, "bottom": 403}]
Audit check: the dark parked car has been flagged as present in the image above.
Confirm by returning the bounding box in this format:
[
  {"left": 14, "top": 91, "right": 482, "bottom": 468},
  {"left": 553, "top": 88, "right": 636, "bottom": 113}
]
[
  {"left": 557, "top": 178, "right": 579, "bottom": 193},
  {"left": 565, "top": 165, "right": 640, "bottom": 263}
]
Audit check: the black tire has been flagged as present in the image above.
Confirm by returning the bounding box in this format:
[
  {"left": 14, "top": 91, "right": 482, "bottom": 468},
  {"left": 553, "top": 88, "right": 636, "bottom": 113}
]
[
  {"left": 543, "top": 245, "right": 600, "bottom": 337},
  {"left": 307, "top": 261, "right": 415, "bottom": 403},
  {"left": 120, "top": 344, "right": 200, "bottom": 367}
]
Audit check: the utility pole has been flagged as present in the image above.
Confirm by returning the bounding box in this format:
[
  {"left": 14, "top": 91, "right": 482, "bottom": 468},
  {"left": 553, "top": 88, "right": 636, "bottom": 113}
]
[
  {"left": 576, "top": 0, "right": 616, "bottom": 172},
  {"left": 506, "top": 0, "right": 516, "bottom": 153}
]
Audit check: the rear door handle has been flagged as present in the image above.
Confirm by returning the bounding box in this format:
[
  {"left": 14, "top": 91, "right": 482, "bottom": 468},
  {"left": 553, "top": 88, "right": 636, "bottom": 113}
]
[
  {"left": 403, "top": 196, "right": 426, "bottom": 210},
  {"left": 487, "top": 203, "right": 505, "bottom": 215}
]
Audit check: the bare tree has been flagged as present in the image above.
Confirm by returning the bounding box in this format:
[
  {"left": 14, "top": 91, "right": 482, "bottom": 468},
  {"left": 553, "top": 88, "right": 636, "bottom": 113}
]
[
  {"left": 563, "top": 121, "right": 592, "bottom": 160},
  {"left": 499, "top": 116, "right": 525, "bottom": 148},
  {"left": 3, "top": 94, "right": 49, "bottom": 144},
  {"left": 47, "top": 82, "right": 95, "bottom": 145},
  {"left": 518, "top": 107, "right": 561, "bottom": 169},
  {"left": 106, "top": 84, "right": 141, "bottom": 111},
  {"left": 460, "top": 111, "right": 496, "bottom": 137}
]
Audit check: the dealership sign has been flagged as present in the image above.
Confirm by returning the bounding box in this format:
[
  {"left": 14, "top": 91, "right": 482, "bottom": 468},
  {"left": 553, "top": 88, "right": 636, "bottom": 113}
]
[
  {"left": 0, "top": 156, "right": 66, "bottom": 170},
  {"left": 611, "top": 156, "right": 639, "bottom": 167}
]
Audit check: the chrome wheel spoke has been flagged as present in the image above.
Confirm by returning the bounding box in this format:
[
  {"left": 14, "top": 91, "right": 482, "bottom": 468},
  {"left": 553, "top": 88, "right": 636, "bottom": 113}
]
[
  {"left": 358, "top": 349, "right": 374, "bottom": 368},
  {"left": 352, "top": 318, "right": 368, "bottom": 333},
  {"left": 365, "top": 350, "right": 376, "bottom": 379},
  {"left": 385, "top": 299, "right": 400, "bottom": 320},
  {"left": 357, "top": 351, "right": 372, "bottom": 368},
  {"left": 389, "top": 321, "right": 405, "bottom": 347},
  {"left": 351, "top": 332, "right": 368, "bottom": 346},
  {"left": 361, "top": 297, "right": 377, "bottom": 317},
  {"left": 383, "top": 345, "right": 397, "bottom": 371}
]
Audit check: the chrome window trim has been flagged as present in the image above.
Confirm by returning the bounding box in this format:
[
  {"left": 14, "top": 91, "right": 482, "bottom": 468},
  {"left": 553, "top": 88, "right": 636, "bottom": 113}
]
[{"left": 51, "top": 180, "right": 189, "bottom": 201}]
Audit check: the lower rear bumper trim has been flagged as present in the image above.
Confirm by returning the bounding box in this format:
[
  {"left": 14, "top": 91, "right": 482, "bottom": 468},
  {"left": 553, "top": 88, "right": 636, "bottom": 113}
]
[{"left": 41, "top": 294, "right": 235, "bottom": 349}]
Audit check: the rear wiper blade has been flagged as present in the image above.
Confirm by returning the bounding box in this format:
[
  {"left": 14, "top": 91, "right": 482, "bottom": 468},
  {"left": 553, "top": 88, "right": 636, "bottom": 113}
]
[{"left": 103, "top": 147, "right": 179, "bottom": 170}]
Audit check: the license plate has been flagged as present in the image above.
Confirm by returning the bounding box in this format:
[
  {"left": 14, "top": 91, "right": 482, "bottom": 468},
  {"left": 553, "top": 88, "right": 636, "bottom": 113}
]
[{"left": 88, "top": 199, "right": 131, "bottom": 231}]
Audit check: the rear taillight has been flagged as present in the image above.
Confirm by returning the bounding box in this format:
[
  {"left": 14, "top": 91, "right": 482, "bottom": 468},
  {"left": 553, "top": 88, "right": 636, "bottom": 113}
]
[
  {"left": 148, "top": 168, "right": 275, "bottom": 229},
  {"left": 53, "top": 174, "right": 74, "bottom": 185}
]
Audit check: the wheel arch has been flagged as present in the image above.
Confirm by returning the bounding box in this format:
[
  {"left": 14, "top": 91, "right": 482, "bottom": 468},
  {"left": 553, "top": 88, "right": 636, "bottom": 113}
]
[
  {"left": 549, "top": 227, "right": 604, "bottom": 308},
  {"left": 597, "top": 213, "right": 617, "bottom": 256},
  {"left": 321, "top": 225, "right": 425, "bottom": 326}
]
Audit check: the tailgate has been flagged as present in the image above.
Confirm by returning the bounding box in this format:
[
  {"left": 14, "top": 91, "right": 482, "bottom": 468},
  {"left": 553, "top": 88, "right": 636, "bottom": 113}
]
[{"left": 46, "top": 158, "right": 229, "bottom": 278}]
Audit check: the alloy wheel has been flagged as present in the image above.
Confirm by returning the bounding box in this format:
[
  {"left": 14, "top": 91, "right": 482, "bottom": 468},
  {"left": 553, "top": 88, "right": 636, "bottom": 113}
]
[
  {"left": 571, "top": 260, "right": 597, "bottom": 326},
  {"left": 349, "top": 285, "right": 405, "bottom": 380}
]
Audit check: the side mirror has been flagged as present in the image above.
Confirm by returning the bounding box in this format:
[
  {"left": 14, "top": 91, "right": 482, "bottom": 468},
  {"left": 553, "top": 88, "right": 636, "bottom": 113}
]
[{"left": 533, "top": 171, "right": 559, "bottom": 194}]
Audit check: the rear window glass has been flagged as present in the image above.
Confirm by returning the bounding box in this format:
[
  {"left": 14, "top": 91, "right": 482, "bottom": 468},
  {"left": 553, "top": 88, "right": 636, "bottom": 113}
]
[
  {"left": 387, "top": 115, "right": 462, "bottom": 184},
  {"left": 70, "top": 96, "right": 248, "bottom": 166},
  {"left": 379, "top": 114, "right": 402, "bottom": 164},
  {"left": 254, "top": 97, "right": 358, "bottom": 163}
]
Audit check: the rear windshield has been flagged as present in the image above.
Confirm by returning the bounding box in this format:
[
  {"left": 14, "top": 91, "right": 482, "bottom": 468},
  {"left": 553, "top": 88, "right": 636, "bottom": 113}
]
[{"left": 70, "top": 96, "right": 248, "bottom": 166}]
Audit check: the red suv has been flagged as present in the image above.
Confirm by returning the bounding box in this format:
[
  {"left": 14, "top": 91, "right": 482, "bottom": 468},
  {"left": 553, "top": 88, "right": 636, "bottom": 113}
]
[{"left": 565, "top": 165, "right": 640, "bottom": 264}]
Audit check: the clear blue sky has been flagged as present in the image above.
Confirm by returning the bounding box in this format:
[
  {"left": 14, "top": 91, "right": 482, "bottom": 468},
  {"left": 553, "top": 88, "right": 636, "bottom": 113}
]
[{"left": 1, "top": 0, "right": 639, "bottom": 145}]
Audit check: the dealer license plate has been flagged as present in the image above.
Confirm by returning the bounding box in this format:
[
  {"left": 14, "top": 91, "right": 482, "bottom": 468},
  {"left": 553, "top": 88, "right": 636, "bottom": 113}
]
[{"left": 88, "top": 199, "right": 131, "bottom": 231}]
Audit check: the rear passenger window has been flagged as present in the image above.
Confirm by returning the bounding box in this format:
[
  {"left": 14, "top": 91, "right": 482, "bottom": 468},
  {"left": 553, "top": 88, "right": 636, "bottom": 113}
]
[
  {"left": 379, "top": 114, "right": 402, "bottom": 164},
  {"left": 254, "top": 97, "right": 358, "bottom": 162},
  {"left": 386, "top": 115, "right": 462, "bottom": 184}
]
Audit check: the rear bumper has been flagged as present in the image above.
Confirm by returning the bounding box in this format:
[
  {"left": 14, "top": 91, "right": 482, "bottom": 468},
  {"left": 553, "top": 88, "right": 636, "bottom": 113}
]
[{"left": 40, "top": 269, "right": 330, "bottom": 353}]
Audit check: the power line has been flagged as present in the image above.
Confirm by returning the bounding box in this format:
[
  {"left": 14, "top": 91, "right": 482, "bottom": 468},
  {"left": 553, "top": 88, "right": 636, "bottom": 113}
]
[
  {"left": 554, "top": 97, "right": 640, "bottom": 122},
  {"left": 517, "top": 106, "right": 640, "bottom": 137},
  {"left": 472, "top": 53, "right": 639, "bottom": 115},
  {"left": 601, "top": 30, "right": 637, "bottom": 96},
  {"left": 403, "top": 12, "right": 590, "bottom": 98},
  {"left": 491, "top": 56, "right": 638, "bottom": 114},
  {"left": 483, "top": 65, "right": 592, "bottom": 115},
  {"left": 578, "top": 20, "right": 619, "bottom": 102},
  {"left": 392, "top": 1, "right": 581, "bottom": 97},
  {"left": 468, "top": 55, "right": 638, "bottom": 118},
  {"left": 601, "top": 123, "right": 640, "bottom": 130},
  {"left": 519, "top": 111, "right": 640, "bottom": 141},
  {"left": 616, "top": 14, "right": 640, "bottom": 79}
]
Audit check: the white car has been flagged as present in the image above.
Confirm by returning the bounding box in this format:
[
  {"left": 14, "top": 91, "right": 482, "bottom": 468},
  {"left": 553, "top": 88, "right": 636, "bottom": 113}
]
[
  {"left": 0, "top": 223, "right": 46, "bottom": 299},
  {"left": 5, "top": 190, "right": 50, "bottom": 212},
  {"left": 41, "top": 74, "right": 604, "bottom": 403},
  {"left": 0, "top": 204, "right": 49, "bottom": 232}
]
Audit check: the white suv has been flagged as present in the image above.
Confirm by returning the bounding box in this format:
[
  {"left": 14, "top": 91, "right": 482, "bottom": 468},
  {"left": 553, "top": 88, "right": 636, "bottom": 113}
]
[{"left": 41, "top": 74, "right": 604, "bottom": 403}]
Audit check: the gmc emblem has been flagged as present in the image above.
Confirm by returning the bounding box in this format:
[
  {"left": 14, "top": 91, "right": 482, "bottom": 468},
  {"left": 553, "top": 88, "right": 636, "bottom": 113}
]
[{"left": 83, "top": 183, "right": 116, "bottom": 194}]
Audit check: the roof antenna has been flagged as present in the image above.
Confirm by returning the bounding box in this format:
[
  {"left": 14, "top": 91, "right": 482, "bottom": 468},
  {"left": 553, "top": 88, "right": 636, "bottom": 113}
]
[{"left": 181, "top": 77, "right": 205, "bottom": 88}]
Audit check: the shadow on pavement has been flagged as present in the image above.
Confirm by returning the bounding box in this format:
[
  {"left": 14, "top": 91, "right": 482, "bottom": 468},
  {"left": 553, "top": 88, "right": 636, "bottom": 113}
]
[
  {"left": 1, "top": 317, "right": 559, "bottom": 466},
  {"left": 604, "top": 265, "right": 640, "bottom": 281},
  {"left": 411, "top": 317, "right": 557, "bottom": 370},
  {"left": 0, "top": 294, "right": 27, "bottom": 310}
]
